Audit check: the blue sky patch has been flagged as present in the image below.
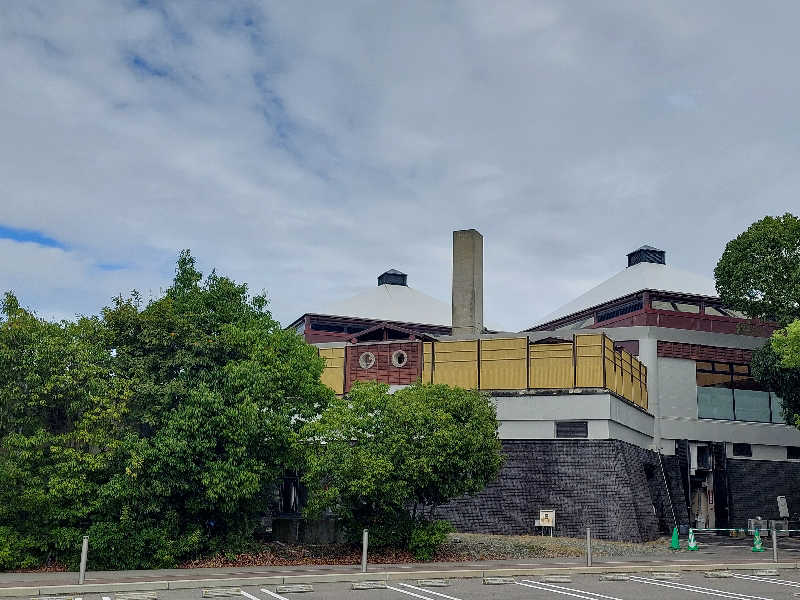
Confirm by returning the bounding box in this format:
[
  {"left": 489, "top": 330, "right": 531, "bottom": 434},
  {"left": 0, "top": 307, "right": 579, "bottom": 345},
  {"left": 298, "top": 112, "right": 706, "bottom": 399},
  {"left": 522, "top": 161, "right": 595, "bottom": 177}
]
[
  {"left": 0, "top": 225, "right": 67, "bottom": 249},
  {"left": 97, "top": 262, "right": 128, "bottom": 271}
]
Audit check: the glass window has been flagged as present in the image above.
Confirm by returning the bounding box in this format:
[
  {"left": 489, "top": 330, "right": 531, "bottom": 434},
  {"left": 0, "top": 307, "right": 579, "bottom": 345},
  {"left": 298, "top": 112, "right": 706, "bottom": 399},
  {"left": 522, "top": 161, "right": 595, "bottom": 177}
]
[
  {"left": 705, "top": 306, "right": 728, "bottom": 316},
  {"left": 724, "top": 308, "right": 748, "bottom": 319},
  {"left": 734, "top": 389, "right": 771, "bottom": 422},
  {"left": 675, "top": 302, "right": 700, "bottom": 313},
  {"left": 733, "top": 443, "right": 752, "bottom": 457},
  {"left": 771, "top": 394, "right": 786, "bottom": 424},
  {"left": 652, "top": 300, "right": 674, "bottom": 311},
  {"left": 698, "top": 387, "right": 734, "bottom": 419}
]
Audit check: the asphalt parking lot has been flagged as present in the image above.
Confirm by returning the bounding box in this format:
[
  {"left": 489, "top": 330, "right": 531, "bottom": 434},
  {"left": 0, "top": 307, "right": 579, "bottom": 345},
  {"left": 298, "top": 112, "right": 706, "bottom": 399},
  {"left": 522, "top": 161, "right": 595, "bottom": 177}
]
[{"left": 46, "top": 571, "right": 800, "bottom": 600}]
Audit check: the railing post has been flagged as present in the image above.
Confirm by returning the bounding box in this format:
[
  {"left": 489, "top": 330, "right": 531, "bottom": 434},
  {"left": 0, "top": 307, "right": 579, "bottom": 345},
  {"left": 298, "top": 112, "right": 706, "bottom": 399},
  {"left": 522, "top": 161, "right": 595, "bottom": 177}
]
[
  {"left": 78, "top": 536, "right": 88, "bottom": 584},
  {"left": 361, "top": 529, "right": 368, "bottom": 573},
  {"left": 586, "top": 527, "right": 592, "bottom": 567},
  {"left": 772, "top": 528, "right": 778, "bottom": 563}
]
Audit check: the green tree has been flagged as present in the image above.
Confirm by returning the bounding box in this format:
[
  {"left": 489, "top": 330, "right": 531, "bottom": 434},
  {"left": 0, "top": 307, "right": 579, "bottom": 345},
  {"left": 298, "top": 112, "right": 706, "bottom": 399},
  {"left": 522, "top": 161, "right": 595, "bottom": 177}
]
[
  {"left": 0, "top": 251, "right": 334, "bottom": 569},
  {"left": 714, "top": 213, "right": 800, "bottom": 426},
  {"left": 714, "top": 213, "right": 800, "bottom": 325},
  {"left": 93, "top": 251, "right": 333, "bottom": 567},
  {"left": 300, "top": 382, "right": 502, "bottom": 556},
  {"left": 0, "top": 293, "right": 132, "bottom": 569}
]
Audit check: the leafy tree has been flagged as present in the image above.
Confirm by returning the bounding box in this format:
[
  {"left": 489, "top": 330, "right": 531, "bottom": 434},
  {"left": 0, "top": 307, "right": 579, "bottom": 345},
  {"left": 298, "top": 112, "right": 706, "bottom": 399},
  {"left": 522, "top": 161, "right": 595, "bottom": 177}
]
[
  {"left": 0, "top": 252, "right": 333, "bottom": 569},
  {"left": 714, "top": 213, "right": 800, "bottom": 325},
  {"left": 0, "top": 293, "right": 132, "bottom": 569},
  {"left": 300, "top": 382, "right": 502, "bottom": 556},
  {"left": 772, "top": 319, "right": 800, "bottom": 369},
  {"left": 715, "top": 214, "right": 800, "bottom": 427}
]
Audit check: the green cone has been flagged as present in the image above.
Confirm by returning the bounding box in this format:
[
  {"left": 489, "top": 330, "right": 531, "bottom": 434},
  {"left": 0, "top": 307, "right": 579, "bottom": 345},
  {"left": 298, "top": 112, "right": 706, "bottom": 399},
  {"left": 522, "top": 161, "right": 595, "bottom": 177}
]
[
  {"left": 752, "top": 529, "right": 765, "bottom": 552},
  {"left": 670, "top": 526, "right": 680, "bottom": 550},
  {"left": 688, "top": 529, "right": 698, "bottom": 551}
]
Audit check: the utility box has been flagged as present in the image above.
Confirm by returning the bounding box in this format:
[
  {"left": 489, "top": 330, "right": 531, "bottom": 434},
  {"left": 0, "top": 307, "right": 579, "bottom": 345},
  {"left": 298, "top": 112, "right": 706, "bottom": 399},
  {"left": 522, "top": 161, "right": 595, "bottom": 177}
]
[
  {"left": 769, "top": 519, "right": 789, "bottom": 537},
  {"left": 747, "top": 518, "right": 768, "bottom": 535}
]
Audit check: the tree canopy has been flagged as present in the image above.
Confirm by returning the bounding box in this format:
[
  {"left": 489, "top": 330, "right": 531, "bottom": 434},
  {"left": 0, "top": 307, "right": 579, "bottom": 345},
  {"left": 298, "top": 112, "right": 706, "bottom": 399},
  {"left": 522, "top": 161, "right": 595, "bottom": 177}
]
[
  {"left": 715, "top": 214, "right": 800, "bottom": 427},
  {"left": 714, "top": 213, "right": 800, "bottom": 326},
  {"left": 0, "top": 251, "right": 333, "bottom": 569},
  {"left": 300, "top": 382, "right": 503, "bottom": 550}
]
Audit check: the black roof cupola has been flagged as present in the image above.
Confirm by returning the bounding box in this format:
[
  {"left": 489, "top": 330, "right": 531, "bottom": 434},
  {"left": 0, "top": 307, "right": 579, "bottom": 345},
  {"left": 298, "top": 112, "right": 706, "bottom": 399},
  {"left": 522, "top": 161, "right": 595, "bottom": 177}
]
[
  {"left": 627, "top": 245, "right": 666, "bottom": 268},
  {"left": 377, "top": 269, "right": 408, "bottom": 286}
]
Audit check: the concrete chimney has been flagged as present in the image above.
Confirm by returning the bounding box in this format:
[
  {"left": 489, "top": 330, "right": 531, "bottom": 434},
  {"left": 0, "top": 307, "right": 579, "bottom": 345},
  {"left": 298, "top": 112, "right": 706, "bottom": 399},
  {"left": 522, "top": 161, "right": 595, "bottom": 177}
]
[{"left": 451, "top": 229, "right": 483, "bottom": 337}]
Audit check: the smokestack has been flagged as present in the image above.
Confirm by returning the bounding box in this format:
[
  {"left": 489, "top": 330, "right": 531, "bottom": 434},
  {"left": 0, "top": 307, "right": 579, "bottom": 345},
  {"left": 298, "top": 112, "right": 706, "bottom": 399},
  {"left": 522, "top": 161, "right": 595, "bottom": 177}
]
[{"left": 451, "top": 229, "right": 483, "bottom": 338}]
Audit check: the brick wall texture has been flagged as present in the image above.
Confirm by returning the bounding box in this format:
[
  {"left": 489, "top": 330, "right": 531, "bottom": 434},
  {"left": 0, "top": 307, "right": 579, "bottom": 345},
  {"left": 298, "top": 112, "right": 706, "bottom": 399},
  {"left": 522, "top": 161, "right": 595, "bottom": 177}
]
[
  {"left": 657, "top": 342, "right": 754, "bottom": 363},
  {"left": 727, "top": 459, "right": 800, "bottom": 523},
  {"left": 345, "top": 342, "right": 421, "bottom": 392},
  {"left": 433, "top": 440, "right": 689, "bottom": 542}
]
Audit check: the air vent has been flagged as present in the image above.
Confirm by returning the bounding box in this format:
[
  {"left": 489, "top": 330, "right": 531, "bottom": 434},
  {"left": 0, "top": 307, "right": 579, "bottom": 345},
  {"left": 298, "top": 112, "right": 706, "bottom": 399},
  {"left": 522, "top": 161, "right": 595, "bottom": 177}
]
[
  {"left": 627, "top": 245, "right": 666, "bottom": 267},
  {"left": 732, "top": 443, "right": 752, "bottom": 457},
  {"left": 377, "top": 269, "right": 407, "bottom": 286},
  {"left": 555, "top": 421, "right": 588, "bottom": 438}
]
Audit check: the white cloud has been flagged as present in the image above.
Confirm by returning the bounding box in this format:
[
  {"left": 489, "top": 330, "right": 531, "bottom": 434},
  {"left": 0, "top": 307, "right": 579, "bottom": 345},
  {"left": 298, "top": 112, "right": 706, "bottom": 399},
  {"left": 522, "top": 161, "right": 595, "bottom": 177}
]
[{"left": 1, "top": 1, "right": 799, "bottom": 331}]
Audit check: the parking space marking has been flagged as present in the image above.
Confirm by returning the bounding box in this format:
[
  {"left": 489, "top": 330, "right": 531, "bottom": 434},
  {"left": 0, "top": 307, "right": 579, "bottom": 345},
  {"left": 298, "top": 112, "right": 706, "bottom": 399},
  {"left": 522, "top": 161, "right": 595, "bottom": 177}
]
[
  {"left": 397, "top": 583, "right": 463, "bottom": 600},
  {"left": 732, "top": 573, "right": 800, "bottom": 587},
  {"left": 241, "top": 590, "right": 287, "bottom": 600},
  {"left": 516, "top": 580, "right": 623, "bottom": 600},
  {"left": 628, "top": 576, "right": 773, "bottom": 600},
  {"left": 387, "top": 585, "right": 436, "bottom": 600}
]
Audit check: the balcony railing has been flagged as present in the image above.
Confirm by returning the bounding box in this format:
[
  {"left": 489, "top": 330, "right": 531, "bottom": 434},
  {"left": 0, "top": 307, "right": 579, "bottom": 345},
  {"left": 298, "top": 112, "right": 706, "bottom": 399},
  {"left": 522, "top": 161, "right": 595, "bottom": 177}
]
[{"left": 319, "top": 333, "right": 648, "bottom": 412}]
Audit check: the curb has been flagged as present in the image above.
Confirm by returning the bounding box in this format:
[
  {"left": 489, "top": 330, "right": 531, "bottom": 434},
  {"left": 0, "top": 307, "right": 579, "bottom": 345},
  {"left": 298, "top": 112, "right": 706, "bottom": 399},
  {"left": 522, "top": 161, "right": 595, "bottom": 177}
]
[{"left": 1, "top": 561, "right": 798, "bottom": 597}]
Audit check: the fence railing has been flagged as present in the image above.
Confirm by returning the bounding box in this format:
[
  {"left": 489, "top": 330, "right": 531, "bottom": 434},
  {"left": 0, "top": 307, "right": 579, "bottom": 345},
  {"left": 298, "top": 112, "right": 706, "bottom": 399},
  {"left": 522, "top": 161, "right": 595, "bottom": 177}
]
[{"left": 318, "top": 333, "right": 649, "bottom": 411}]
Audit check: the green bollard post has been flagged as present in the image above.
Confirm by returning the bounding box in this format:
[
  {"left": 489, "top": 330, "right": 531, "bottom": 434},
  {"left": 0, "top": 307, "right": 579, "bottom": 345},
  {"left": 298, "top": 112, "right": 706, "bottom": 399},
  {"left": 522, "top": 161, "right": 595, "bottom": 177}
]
[{"left": 670, "top": 526, "right": 680, "bottom": 550}]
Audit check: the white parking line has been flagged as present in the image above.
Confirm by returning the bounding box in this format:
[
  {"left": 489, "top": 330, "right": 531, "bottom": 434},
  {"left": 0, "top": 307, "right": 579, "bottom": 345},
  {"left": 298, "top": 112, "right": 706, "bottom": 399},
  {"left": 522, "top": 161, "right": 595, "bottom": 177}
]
[
  {"left": 387, "top": 585, "right": 436, "bottom": 600},
  {"left": 516, "top": 580, "right": 623, "bottom": 600},
  {"left": 242, "top": 590, "right": 287, "bottom": 600},
  {"left": 520, "top": 580, "right": 622, "bottom": 600},
  {"left": 102, "top": 596, "right": 111, "bottom": 600},
  {"left": 398, "top": 583, "right": 464, "bottom": 600},
  {"left": 628, "top": 576, "right": 773, "bottom": 600},
  {"left": 732, "top": 573, "right": 800, "bottom": 587}
]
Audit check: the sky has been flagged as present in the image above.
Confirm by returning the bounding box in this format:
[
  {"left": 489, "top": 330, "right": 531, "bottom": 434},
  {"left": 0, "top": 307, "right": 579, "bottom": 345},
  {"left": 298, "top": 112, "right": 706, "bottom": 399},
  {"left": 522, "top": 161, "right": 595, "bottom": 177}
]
[{"left": 1, "top": 1, "right": 798, "bottom": 331}]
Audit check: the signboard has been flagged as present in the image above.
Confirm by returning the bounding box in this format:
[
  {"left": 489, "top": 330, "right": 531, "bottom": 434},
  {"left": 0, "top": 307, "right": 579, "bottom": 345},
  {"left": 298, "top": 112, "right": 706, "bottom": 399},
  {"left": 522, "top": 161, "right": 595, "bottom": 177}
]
[
  {"left": 539, "top": 509, "right": 556, "bottom": 528},
  {"left": 778, "top": 495, "right": 789, "bottom": 518}
]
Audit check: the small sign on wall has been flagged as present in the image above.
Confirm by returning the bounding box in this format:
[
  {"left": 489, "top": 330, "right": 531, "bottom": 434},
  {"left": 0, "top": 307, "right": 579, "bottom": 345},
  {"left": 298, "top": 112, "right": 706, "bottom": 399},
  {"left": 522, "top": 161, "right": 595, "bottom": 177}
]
[{"left": 539, "top": 509, "right": 556, "bottom": 528}]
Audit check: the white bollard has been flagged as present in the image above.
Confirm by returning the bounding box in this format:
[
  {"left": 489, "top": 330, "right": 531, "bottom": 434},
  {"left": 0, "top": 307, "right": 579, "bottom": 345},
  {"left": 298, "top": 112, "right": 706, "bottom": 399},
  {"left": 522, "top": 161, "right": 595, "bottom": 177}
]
[
  {"left": 78, "top": 536, "right": 89, "bottom": 584},
  {"left": 361, "top": 529, "right": 368, "bottom": 573},
  {"left": 772, "top": 528, "right": 778, "bottom": 563},
  {"left": 586, "top": 527, "right": 592, "bottom": 567}
]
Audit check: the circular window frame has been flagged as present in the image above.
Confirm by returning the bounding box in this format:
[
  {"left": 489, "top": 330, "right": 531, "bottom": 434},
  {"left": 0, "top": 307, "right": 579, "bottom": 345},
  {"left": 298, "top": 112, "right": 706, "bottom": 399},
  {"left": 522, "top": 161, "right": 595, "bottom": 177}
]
[
  {"left": 391, "top": 350, "right": 409, "bottom": 368},
  {"left": 359, "top": 351, "right": 376, "bottom": 370}
]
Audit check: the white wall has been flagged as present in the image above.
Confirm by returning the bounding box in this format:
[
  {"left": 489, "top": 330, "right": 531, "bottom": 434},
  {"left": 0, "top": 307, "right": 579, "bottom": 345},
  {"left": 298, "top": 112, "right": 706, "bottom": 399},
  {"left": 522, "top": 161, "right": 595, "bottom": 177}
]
[{"left": 657, "top": 357, "right": 698, "bottom": 419}]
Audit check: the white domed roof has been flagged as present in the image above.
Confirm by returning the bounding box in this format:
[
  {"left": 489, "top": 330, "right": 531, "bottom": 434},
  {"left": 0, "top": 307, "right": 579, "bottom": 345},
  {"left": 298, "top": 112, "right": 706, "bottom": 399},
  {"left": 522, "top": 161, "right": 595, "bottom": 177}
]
[
  {"left": 532, "top": 261, "right": 718, "bottom": 327},
  {"left": 319, "top": 283, "right": 451, "bottom": 326}
]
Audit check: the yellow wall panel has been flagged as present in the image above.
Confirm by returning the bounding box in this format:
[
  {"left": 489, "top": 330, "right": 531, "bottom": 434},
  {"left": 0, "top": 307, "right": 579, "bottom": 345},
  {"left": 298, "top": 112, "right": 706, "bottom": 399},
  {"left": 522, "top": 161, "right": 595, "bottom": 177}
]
[
  {"left": 422, "top": 342, "right": 433, "bottom": 384},
  {"left": 434, "top": 340, "right": 478, "bottom": 389},
  {"left": 319, "top": 347, "right": 345, "bottom": 395},
  {"left": 575, "top": 334, "right": 604, "bottom": 387},
  {"left": 481, "top": 338, "right": 526, "bottom": 389},
  {"left": 530, "top": 343, "right": 574, "bottom": 389},
  {"left": 480, "top": 338, "right": 526, "bottom": 390}
]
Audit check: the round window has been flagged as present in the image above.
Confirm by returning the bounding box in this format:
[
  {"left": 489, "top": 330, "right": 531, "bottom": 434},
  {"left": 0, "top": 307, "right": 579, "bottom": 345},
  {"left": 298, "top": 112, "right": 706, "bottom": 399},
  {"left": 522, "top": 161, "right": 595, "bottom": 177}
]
[
  {"left": 391, "top": 350, "right": 408, "bottom": 368},
  {"left": 359, "top": 352, "right": 376, "bottom": 369}
]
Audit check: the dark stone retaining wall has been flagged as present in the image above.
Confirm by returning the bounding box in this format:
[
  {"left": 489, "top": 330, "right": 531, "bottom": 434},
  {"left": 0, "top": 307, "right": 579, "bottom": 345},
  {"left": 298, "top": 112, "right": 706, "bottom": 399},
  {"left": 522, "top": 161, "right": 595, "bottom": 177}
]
[
  {"left": 727, "top": 458, "right": 800, "bottom": 524},
  {"left": 435, "top": 440, "right": 688, "bottom": 542}
]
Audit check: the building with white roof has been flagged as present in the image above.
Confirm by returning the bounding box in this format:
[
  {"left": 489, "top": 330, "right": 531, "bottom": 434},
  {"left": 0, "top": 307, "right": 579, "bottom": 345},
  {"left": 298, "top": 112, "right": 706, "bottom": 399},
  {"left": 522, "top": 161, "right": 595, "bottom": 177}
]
[{"left": 287, "top": 232, "right": 800, "bottom": 541}]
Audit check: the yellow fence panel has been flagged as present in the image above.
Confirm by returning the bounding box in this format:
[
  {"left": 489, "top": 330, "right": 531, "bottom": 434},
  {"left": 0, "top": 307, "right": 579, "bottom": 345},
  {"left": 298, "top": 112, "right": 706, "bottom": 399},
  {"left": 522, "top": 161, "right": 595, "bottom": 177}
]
[
  {"left": 434, "top": 340, "right": 478, "bottom": 389},
  {"left": 575, "top": 334, "right": 604, "bottom": 387},
  {"left": 480, "top": 337, "right": 527, "bottom": 390},
  {"left": 422, "top": 342, "right": 433, "bottom": 384},
  {"left": 319, "top": 347, "right": 345, "bottom": 395},
  {"left": 529, "top": 343, "right": 574, "bottom": 389}
]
